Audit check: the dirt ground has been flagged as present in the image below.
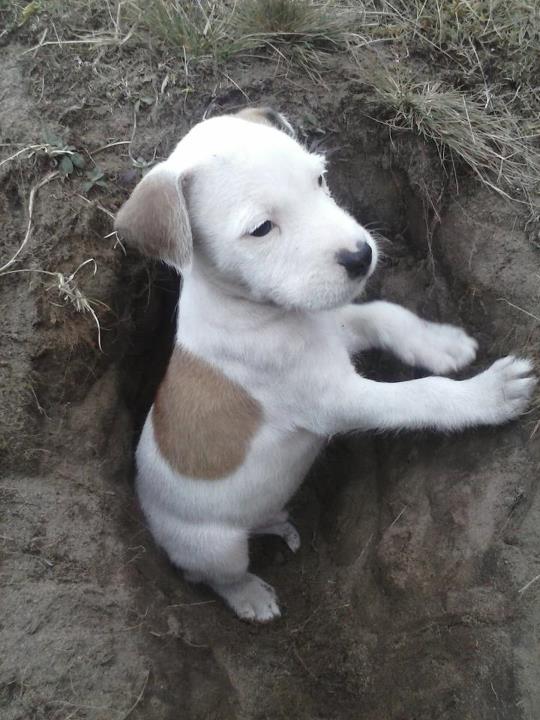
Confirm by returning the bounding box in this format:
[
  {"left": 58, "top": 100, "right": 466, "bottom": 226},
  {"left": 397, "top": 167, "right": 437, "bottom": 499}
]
[{"left": 1, "top": 20, "right": 540, "bottom": 720}]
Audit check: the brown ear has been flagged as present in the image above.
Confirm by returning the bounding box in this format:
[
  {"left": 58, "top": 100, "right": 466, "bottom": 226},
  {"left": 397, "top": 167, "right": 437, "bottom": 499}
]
[
  {"left": 236, "top": 106, "right": 296, "bottom": 138},
  {"left": 115, "top": 163, "right": 192, "bottom": 270}
]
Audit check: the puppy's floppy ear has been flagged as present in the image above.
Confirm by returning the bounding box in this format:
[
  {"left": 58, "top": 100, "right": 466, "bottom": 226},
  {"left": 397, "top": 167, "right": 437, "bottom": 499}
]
[
  {"left": 115, "top": 163, "right": 192, "bottom": 270},
  {"left": 236, "top": 106, "right": 296, "bottom": 139}
]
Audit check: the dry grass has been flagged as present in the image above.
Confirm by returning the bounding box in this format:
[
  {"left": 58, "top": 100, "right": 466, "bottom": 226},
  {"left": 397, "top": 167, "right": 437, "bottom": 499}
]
[
  {"left": 0, "top": 171, "right": 60, "bottom": 273},
  {"left": 130, "top": 0, "right": 233, "bottom": 60},
  {"left": 367, "top": 0, "right": 540, "bottom": 103},
  {"left": 131, "top": 0, "right": 365, "bottom": 68},
  {"left": 124, "top": 0, "right": 539, "bottom": 216},
  {"left": 361, "top": 1, "right": 540, "bottom": 170},
  {"left": 231, "top": 0, "right": 367, "bottom": 75},
  {"left": 6, "top": 0, "right": 540, "bottom": 219},
  {"left": 234, "top": 0, "right": 356, "bottom": 48},
  {"left": 130, "top": 0, "right": 539, "bottom": 93},
  {"left": 19, "top": 0, "right": 135, "bottom": 54},
  {"left": 0, "top": 145, "right": 109, "bottom": 351},
  {"left": 0, "top": 260, "right": 109, "bottom": 351}
]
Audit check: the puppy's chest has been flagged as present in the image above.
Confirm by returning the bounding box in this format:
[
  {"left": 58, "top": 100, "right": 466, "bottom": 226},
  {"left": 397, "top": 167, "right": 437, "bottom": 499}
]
[{"left": 154, "top": 314, "right": 345, "bottom": 481}]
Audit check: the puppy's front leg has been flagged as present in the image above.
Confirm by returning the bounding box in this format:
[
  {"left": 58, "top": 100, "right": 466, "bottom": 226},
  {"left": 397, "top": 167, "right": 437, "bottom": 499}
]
[
  {"left": 339, "top": 301, "right": 478, "bottom": 374},
  {"left": 310, "top": 356, "right": 536, "bottom": 435}
]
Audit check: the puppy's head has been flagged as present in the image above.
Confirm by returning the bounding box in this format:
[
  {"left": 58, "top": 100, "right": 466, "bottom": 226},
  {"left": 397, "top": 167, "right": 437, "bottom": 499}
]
[{"left": 115, "top": 107, "right": 377, "bottom": 311}]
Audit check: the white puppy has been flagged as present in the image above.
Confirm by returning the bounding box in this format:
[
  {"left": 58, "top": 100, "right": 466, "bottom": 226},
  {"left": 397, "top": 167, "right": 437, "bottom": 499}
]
[{"left": 116, "top": 107, "right": 536, "bottom": 622}]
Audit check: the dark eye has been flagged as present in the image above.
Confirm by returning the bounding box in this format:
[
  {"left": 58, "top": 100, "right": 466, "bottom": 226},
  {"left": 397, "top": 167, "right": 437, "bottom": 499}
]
[
  {"left": 250, "top": 220, "right": 273, "bottom": 237},
  {"left": 318, "top": 175, "right": 324, "bottom": 187}
]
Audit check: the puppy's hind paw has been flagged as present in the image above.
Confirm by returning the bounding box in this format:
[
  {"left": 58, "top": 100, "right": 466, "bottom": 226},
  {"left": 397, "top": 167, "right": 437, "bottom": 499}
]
[
  {"left": 281, "top": 522, "right": 301, "bottom": 553},
  {"left": 252, "top": 518, "right": 301, "bottom": 552},
  {"left": 213, "top": 573, "right": 281, "bottom": 623}
]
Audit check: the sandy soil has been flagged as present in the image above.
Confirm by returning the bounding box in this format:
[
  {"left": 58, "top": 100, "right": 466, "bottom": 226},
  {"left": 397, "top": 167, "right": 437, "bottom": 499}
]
[{"left": 1, "top": 24, "right": 540, "bottom": 720}]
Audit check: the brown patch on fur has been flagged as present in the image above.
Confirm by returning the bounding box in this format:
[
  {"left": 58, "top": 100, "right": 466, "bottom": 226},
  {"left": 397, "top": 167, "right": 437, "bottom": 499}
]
[
  {"left": 236, "top": 107, "right": 295, "bottom": 137},
  {"left": 115, "top": 165, "right": 192, "bottom": 268},
  {"left": 153, "top": 347, "right": 262, "bottom": 479}
]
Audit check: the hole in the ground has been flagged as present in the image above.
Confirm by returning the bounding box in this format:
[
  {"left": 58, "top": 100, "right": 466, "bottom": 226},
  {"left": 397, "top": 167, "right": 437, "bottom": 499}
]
[
  {"left": 112, "top": 128, "right": 532, "bottom": 718},
  {"left": 119, "top": 261, "right": 180, "bottom": 441},
  {"left": 117, "top": 129, "right": 445, "bottom": 567}
]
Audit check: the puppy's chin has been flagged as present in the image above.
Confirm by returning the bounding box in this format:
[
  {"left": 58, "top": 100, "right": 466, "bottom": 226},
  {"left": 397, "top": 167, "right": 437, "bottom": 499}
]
[{"left": 271, "top": 280, "right": 368, "bottom": 313}]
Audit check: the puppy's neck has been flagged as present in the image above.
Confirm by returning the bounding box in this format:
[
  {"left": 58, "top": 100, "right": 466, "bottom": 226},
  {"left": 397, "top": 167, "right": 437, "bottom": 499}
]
[{"left": 178, "top": 260, "right": 292, "bottom": 337}]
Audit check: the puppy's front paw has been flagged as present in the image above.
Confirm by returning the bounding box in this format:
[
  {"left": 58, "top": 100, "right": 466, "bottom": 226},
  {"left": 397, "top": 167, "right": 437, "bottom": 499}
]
[
  {"left": 473, "top": 356, "right": 537, "bottom": 424},
  {"left": 401, "top": 322, "right": 478, "bottom": 375}
]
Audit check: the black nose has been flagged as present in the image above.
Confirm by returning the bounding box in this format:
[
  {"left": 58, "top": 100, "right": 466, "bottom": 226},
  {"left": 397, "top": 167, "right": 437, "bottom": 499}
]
[{"left": 336, "top": 242, "right": 372, "bottom": 279}]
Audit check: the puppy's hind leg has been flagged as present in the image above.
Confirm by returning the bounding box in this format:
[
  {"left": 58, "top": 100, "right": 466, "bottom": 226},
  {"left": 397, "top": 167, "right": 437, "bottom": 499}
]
[{"left": 165, "top": 522, "right": 281, "bottom": 622}]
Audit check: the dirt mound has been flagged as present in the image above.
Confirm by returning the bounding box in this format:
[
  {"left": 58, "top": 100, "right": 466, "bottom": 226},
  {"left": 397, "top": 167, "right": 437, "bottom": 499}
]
[{"left": 1, "top": 38, "right": 540, "bottom": 720}]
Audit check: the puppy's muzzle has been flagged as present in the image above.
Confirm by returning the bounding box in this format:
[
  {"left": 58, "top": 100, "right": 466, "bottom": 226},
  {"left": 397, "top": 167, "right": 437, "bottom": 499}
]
[{"left": 336, "top": 242, "right": 373, "bottom": 279}]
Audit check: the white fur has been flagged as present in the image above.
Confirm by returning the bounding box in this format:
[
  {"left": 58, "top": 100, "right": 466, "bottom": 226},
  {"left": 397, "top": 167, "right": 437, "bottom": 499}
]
[{"left": 133, "top": 112, "right": 536, "bottom": 621}]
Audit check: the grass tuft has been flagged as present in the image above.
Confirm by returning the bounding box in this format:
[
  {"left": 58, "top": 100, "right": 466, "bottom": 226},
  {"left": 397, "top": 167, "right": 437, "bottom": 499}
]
[
  {"left": 10, "top": 0, "right": 540, "bottom": 223},
  {"left": 132, "top": 0, "right": 232, "bottom": 59},
  {"left": 132, "top": 0, "right": 359, "bottom": 64},
  {"left": 366, "top": 69, "right": 540, "bottom": 215},
  {"left": 235, "top": 0, "right": 353, "bottom": 47},
  {"left": 370, "top": 0, "right": 540, "bottom": 96}
]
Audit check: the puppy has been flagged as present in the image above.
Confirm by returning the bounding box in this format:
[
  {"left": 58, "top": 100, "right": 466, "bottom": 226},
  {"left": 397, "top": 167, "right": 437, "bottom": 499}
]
[{"left": 116, "top": 107, "right": 536, "bottom": 622}]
